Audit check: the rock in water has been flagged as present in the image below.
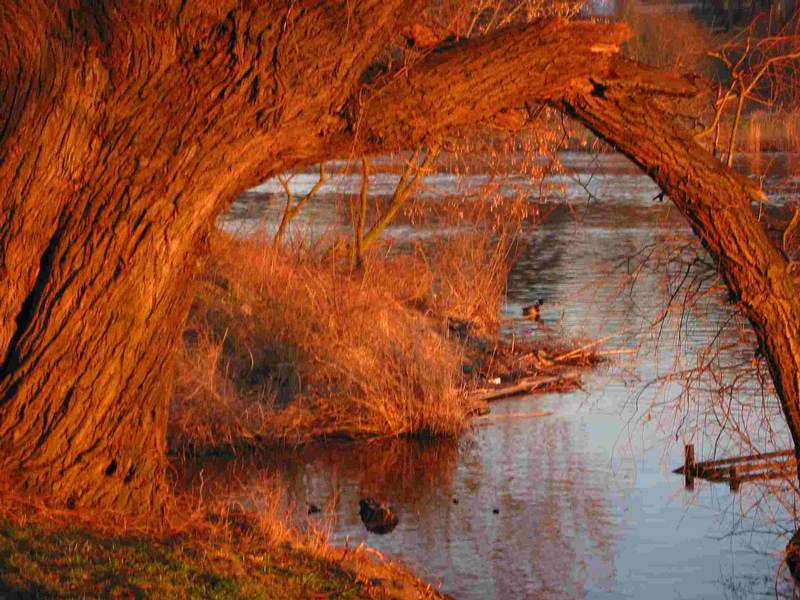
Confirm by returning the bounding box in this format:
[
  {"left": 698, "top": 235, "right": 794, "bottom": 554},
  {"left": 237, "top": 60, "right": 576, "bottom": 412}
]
[{"left": 359, "top": 498, "right": 399, "bottom": 534}]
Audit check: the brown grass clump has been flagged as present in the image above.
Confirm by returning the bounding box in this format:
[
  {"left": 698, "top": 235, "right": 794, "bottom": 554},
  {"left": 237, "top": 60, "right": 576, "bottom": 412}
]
[
  {"left": 419, "top": 232, "right": 511, "bottom": 333},
  {"left": 170, "top": 230, "right": 511, "bottom": 453}
]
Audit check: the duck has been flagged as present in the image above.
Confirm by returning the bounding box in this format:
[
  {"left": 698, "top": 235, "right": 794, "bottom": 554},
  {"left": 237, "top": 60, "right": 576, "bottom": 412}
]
[
  {"left": 522, "top": 299, "right": 543, "bottom": 322},
  {"left": 359, "top": 498, "right": 399, "bottom": 534}
]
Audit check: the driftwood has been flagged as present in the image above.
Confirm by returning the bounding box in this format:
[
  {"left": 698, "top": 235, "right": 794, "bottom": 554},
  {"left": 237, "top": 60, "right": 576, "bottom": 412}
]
[{"left": 468, "top": 372, "right": 581, "bottom": 403}]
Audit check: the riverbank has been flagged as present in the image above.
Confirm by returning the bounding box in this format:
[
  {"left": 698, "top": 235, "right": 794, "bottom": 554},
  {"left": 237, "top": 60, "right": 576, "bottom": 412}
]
[
  {"left": 169, "top": 230, "right": 599, "bottom": 455},
  {"left": 0, "top": 219, "right": 606, "bottom": 599},
  {"left": 0, "top": 498, "right": 448, "bottom": 600}
]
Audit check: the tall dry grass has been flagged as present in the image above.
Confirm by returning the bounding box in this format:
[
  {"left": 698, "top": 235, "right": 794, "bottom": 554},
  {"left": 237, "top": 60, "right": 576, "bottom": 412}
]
[{"left": 170, "top": 230, "right": 511, "bottom": 453}]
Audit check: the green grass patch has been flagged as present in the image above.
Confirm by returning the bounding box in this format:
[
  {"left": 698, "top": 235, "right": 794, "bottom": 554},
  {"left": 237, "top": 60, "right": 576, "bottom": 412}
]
[{"left": 0, "top": 520, "right": 381, "bottom": 599}]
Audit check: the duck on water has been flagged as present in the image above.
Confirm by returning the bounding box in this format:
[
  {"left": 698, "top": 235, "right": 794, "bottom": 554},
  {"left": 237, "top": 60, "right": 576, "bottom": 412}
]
[
  {"left": 522, "top": 299, "right": 543, "bottom": 323},
  {"left": 359, "top": 498, "right": 399, "bottom": 534}
]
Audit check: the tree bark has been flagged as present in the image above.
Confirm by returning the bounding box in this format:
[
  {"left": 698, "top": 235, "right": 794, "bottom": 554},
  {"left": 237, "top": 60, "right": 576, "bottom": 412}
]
[
  {"left": 1, "top": 0, "right": 797, "bottom": 511},
  {"left": 0, "top": 0, "right": 420, "bottom": 510}
]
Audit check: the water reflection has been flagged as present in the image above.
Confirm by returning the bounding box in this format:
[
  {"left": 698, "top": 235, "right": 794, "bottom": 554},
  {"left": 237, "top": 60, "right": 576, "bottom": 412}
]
[
  {"left": 447, "top": 409, "right": 622, "bottom": 599},
  {"left": 188, "top": 151, "right": 800, "bottom": 599},
  {"left": 179, "top": 438, "right": 460, "bottom": 517}
]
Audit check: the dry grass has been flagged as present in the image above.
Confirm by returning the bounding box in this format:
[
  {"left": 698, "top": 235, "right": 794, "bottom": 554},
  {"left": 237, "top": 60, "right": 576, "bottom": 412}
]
[
  {"left": 403, "top": 232, "right": 512, "bottom": 333},
  {"left": 0, "top": 474, "right": 445, "bottom": 600},
  {"left": 170, "top": 230, "right": 512, "bottom": 453}
]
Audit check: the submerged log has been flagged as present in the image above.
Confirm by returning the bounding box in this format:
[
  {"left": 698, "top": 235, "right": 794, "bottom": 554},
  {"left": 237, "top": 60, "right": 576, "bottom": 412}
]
[
  {"left": 787, "top": 529, "right": 800, "bottom": 583},
  {"left": 684, "top": 444, "right": 695, "bottom": 488},
  {"left": 472, "top": 411, "right": 553, "bottom": 425}
]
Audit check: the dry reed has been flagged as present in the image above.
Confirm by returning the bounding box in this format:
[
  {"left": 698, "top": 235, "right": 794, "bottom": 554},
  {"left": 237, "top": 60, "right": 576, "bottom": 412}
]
[
  {"left": 170, "top": 230, "right": 512, "bottom": 453},
  {"left": 737, "top": 110, "right": 800, "bottom": 152}
]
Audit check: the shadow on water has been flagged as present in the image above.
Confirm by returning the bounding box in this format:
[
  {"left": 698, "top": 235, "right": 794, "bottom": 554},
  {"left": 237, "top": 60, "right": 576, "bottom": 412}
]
[{"left": 186, "top": 151, "right": 800, "bottom": 599}]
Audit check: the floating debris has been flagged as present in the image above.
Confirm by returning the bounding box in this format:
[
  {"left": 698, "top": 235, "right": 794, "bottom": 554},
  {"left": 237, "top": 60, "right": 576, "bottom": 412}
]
[{"left": 468, "top": 374, "right": 580, "bottom": 403}]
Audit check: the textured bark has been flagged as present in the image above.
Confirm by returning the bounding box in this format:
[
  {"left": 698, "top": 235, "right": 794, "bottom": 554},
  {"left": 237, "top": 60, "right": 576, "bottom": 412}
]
[
  {"left": 0, "top": 2, "right": 648, "bottom": 510},
  {"left": 0, "top": 0, "right": 419, "bottom": 510},
  {"left": 1, "top": 0, "right": 798, "bottom": 511}
]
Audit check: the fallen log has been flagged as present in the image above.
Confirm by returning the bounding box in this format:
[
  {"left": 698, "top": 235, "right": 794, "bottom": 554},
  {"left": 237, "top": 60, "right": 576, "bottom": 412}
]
[{"left": 467, "top": 372, "right": 581, "bottom": 403}]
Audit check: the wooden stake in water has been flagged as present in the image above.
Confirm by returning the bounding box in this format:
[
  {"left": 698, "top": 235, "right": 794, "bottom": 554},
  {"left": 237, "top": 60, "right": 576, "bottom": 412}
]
[
  {"left": 684, "top": 444, "right": 695, "bottom": 488},
  {"left": 728, "top": 466, "right": 740, "bottom": 493}
]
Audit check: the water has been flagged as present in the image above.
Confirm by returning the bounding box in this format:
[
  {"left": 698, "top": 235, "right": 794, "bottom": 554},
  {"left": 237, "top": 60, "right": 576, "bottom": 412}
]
[{"left": 204, "top": 152, "right": 800, "bottom": 599}]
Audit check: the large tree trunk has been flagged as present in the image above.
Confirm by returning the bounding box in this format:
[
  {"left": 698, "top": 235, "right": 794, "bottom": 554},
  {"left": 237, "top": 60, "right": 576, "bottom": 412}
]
[
  {"left": 0, "top": 0, "right": 419, "bottom": 510},
  {"left": 1, "top": 1, "right": 797, "bottom": 511}
]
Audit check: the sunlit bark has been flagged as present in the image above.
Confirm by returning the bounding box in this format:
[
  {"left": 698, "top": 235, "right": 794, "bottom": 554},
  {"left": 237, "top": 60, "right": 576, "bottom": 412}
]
[
  {"left": 1, "top": 0, "right": 797, "bottom": 511},
  {"left": 0, "top": 0, "right": 419, "bottom": 510}
]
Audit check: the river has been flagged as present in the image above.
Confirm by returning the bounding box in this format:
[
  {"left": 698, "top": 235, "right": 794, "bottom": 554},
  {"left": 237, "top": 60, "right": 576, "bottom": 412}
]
[{"left": 200, "top": 151, "right": 800, "bottom": 599}]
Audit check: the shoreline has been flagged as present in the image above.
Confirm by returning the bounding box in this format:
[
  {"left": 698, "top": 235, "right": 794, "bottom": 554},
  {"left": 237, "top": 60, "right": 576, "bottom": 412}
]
[{"left": 0, "top": 507, "right": 451, "bottom": 600}]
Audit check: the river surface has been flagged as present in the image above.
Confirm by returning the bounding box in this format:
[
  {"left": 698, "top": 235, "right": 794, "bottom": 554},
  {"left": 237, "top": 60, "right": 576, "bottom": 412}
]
[{"left": 202, "top": 151, "right": 800, "bottom": 599}]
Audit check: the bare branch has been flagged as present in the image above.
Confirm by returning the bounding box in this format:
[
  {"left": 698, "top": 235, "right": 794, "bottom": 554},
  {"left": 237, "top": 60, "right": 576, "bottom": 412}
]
[
  {"left": 361, "top": 144, "right": 440, "bottom": 253},
  {"left": 274, "top": 165, "right": 327, "bottom": 245}
]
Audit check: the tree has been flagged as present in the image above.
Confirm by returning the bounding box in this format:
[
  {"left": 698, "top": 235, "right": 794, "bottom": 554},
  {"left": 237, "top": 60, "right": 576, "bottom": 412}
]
[
  {"left": 1, "top": 1, "right": 798, "bottom": 512},
  {"left": 274, "top": 164, "right": 326, "bottom": 246}
]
